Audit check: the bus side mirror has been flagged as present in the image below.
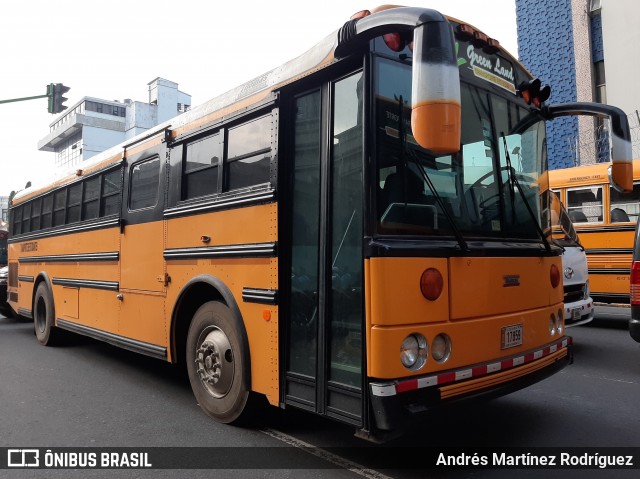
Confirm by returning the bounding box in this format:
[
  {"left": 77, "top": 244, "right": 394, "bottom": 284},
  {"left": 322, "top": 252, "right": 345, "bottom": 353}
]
[
  {"left": 335, "top": 7, "right": 461, "bottom": 154},
  {"left": 410, "top": 22, "right": 461, "bottom": 154},
  {"left": 544, "top": 102, "right": 633, "bottom": 193},
  {"left": 609, "top": 163, "right": 633, "bottom": 194}
]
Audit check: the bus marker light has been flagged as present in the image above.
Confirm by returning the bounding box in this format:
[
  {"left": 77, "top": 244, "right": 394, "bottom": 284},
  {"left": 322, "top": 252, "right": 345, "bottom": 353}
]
[
  {"left": 383, "top": 32, "right": 406, "bottom": 52},
  {"left": 262, "top": 310, "right": 271, "bottom": 321},
  {"left": 550, "top": 264, "right": 560, "bottom": 288},
  {"left": 420, "top": 268, "right": 443, "bottom": 301},
  {"left": 350, "top": 10, "right": 370, "bottom": 20}
]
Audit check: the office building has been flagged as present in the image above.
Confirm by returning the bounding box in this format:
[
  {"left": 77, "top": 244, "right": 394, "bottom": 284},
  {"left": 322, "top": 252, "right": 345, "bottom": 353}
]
[{"left": 38, "top": 78, "right": 191, "bottom": 170}]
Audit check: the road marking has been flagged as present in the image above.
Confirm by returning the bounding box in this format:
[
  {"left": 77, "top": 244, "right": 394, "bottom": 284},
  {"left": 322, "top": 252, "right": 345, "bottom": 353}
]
[
  {"left": 260, "top": 428, "right": 394, "bottom": 479},
  {"left": 580, "top": 373, "right": 637, "bottom": 385}
]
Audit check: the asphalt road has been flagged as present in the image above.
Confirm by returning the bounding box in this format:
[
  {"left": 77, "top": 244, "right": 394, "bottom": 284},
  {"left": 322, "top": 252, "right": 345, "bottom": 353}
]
[{"left": 0, "top": 308, "right": 638, "bottom": 479}]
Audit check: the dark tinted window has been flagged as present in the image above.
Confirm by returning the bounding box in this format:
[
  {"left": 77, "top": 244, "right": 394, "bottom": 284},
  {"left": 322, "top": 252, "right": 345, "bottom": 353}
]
[
  {"left": 226, "top": 115, "right": 271, "bottom": 190},
  {"left": 129, "top": 157, "right": 160, "bottom": 210},
  {"left": 82, "top": 176, "right": 101, "bottom": 220},
  {"left": 184, "top": 133, "right": 221, "bottom": 199},
  {"left": 31, "top": 197, "right": 42, "bottom": 231},
  {"left": 610, "top": 182, "right": 640, "bottom": 223},
  {"left": 12, "top": 207, "right": 22, "bottom": 235},
  {"left": 67, "top": 183, "right": 82, "bottom": 223},
  {"left": 102, "top": 169, "right": 122, "bottom": 216},
  {"left": 41, "top": 194, "right": 53, "bottom": 229},
  {"left": 53, "top": 189, "right": 66, "bottom": 226},
  {"left": 21, "top": 203, "right": 31, "bottom": 233}
]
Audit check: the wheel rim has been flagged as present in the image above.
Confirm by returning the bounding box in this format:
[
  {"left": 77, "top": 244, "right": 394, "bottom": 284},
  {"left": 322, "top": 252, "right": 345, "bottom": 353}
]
[
  {"left": 194, "top": 326, "right": 234, "bottom": 398},
  {"left": 36, "top": 296, "right": 47, "bottom": 334}
]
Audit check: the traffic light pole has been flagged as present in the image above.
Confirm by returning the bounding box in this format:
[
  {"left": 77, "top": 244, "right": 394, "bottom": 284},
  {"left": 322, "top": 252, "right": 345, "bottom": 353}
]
[
  {"left": 0, "top": 83, "right": 69, "bottom": 113},
  {"left": 0, "top": 93, "right": 49, "bottom": 105}
]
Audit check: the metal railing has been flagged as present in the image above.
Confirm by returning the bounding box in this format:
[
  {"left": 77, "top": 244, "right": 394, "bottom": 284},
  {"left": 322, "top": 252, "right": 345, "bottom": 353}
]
[{"left": 564, "top": 111, "right": 640, "bottom": 166}]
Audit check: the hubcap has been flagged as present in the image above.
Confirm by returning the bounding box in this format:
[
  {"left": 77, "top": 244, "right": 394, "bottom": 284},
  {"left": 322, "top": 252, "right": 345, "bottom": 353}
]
[{"left": 194, "top": 327, "right": 234, "bottom": 398}]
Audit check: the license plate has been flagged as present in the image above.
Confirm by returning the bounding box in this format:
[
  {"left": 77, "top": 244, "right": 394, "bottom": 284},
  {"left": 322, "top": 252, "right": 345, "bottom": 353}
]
[
  {"left": 501, "top": 324, "right": 523, "bottom": 349},
  {"left": 570, "top": 308, "right": 581, "bottom": 322}
]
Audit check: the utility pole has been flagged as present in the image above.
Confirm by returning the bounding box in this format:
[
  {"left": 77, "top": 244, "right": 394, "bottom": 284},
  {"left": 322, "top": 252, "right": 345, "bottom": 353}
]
[{"left": 0, "top": 83, "right": 70, "bottom": 114}]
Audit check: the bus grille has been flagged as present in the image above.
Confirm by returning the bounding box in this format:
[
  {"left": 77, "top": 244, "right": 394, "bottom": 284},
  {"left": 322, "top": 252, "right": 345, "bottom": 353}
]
[{"left": 564, "top": 283, "right": 586, "bottom": 303}]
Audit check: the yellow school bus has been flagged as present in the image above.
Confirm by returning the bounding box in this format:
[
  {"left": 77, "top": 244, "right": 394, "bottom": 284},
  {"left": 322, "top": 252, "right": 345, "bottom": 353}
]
[
  {"left": 6, "top": 6, "right": 633, "bottom": 440},
  {"left": 549, "top": 161, "right": 640, "bottom": 305}
]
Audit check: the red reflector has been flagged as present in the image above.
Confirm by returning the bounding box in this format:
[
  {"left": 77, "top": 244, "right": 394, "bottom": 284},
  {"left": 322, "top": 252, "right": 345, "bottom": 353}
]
[
  {"left": 420, "top": 268, "right": 444, "bottom": 301},
  {"left": 550, "top": 264, "right": 560, "bottom": 288},
  {"left": 383, "top": 33, "right": 405, "bottom": 52},
  {"left": 631, "top": 262, "right": 640, "bottom": 305},
  {"left": 350, "top": 10, "right": 370, "bottom": 20}
]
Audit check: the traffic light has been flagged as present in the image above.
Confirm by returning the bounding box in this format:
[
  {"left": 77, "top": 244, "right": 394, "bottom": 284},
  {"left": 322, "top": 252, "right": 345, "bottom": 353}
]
[{"left": 47, "top": 83, "right": 70, "bottom": 114}]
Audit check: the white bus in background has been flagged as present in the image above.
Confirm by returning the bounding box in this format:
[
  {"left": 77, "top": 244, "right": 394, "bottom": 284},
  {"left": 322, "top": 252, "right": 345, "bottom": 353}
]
[
  {"left": 560, "top": 241, "right": 594, "bottom": 326},
  {"left": 551, "top": 192, "right": 594, "bottom": 327}
]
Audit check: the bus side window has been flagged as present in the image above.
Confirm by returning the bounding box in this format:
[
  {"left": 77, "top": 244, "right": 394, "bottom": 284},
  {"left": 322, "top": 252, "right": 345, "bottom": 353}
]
[
  {"left": 183, "top": 132, "right": 221, "bottom": 200},
  {"left": 610, "top": 182, "right": 640, "bottom": 223},
  {"left": 129, "top": 157, "right": 161, "bottom": 211},
  {"left": 567, "top": 187, "right": 603, "bottom": 223},
  {"left": 226, "top": 115, "right": 272, "bottom": 191}
]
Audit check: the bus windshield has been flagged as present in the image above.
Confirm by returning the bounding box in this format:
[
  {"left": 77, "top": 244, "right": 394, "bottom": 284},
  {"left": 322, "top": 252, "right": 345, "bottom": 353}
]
[{"left": 375, "top": 57, "right": 547, "bottom": 242}]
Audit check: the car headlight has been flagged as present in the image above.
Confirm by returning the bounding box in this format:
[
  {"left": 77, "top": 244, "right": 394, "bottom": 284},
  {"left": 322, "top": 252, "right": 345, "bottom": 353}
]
[{"left": 584, "top": 279, "right": 590, "bottom": 300}]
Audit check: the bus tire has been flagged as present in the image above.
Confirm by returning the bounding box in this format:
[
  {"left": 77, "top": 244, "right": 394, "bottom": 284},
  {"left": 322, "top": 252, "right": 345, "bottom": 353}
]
[
  {"left": 33, "top": 282, "right": 59, "bottom": 346},
  {"left": 186, "top": 301, "right": 250, "bottom": 424}
]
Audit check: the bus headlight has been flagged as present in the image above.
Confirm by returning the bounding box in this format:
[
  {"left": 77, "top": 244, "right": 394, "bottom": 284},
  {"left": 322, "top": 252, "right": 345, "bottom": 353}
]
[
  {"left": 400, "top": 334, "right": 428, "bottom": 370},
  {"left": 549, "top": 314, "right": 557, "bottom": 336},
  {"left": 431, "top": 334, "right": 452, "bottom": 363}
]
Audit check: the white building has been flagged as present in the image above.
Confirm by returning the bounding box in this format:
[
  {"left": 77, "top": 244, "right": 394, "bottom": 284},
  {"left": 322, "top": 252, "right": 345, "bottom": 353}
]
[
  {"left": 0, "top": 196, "right": 8, "bottom": 224},
  {"left": 38, "top": 78, "right": 191, "bottom": 170}
]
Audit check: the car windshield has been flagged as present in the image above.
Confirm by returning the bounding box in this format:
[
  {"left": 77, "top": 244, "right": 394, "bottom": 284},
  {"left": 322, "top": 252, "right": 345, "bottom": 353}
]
[
  {"left": 547, "top": 190, "right": 581, "bottom": 248},
  {"left": 374, "top": 57, "right": 548, "bottom": 242}
]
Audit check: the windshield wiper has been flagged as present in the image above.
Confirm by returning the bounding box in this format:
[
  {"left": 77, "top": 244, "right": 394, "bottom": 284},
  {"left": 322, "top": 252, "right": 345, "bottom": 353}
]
[
  {"left": 500, "top": 133, "right": 552, "bottom": 253},
  {"left": 394, "top": 95, "right": 469, "bottom": 253},
  {"left": 406, "top": 149, "right": 470, "bottom": 253}
]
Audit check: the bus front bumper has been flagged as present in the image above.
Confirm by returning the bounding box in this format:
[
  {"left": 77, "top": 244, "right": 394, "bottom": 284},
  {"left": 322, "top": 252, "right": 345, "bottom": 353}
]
[{"left": 368, "top": 337, "right": 573, "bottom": 432}]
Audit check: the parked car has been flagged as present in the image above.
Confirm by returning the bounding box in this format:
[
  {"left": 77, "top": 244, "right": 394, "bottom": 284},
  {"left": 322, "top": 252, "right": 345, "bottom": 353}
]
[
  {"left": 559, "top": 242, "right": 594, "bottom": 327},
  {"left": 550, "top": 192, "right": 594, "bottom": 327},
  {"left": 0, "top": 265, "right": 9, "bottom": 317}
]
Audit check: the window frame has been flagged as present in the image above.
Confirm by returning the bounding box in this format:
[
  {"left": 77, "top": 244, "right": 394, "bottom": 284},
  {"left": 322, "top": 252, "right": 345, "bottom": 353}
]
[
  {"left": 224, "top": 114, "right": 273, "bottom": 192},
  {"left": 128, "top": 156, "right": 162, "bottom": 212},
  {"left": 566, "top": 186, "right": 604, "bottom": 224},
  {"left": 182, "top": 131, "right": 222, "bottom": 200}
]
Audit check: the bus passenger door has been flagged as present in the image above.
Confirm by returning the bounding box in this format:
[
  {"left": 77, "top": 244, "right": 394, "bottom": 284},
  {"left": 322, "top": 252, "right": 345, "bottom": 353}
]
[
  {"left": 119, "top": 138, "right": 168, "bottom": 350},
  {"left": 285, "top": 71, "right": 364, "bottom": 426}
]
